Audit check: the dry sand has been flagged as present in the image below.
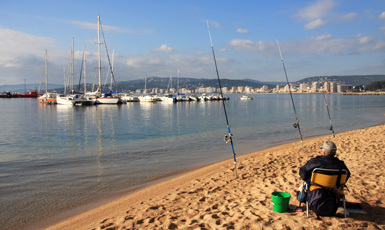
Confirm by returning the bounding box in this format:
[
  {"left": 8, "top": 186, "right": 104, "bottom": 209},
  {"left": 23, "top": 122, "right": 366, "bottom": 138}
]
[{"left": 46, "top": 124, "right": 385, "bottom": 230}]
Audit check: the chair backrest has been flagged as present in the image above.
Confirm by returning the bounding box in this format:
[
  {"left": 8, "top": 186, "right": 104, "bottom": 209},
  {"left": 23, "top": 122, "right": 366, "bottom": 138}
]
[{"left": 309, "top": 168, "right": 348, "bottom": 194}]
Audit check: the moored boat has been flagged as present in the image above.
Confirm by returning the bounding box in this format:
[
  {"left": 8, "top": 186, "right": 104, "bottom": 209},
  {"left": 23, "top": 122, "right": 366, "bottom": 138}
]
[{"left": 240, "top": 95, "right": 254, "bottom": 100}]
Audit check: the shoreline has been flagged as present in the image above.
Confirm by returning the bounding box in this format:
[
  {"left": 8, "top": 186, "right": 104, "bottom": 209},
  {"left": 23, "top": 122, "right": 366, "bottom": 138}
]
[{"left": 39, "top": 123, "right": 385, "bottom": 230}]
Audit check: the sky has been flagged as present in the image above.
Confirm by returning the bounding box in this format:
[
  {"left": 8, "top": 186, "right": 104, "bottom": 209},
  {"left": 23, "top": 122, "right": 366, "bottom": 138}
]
[{"left": 0, "top": 0, "right": 384, "bottom": 86}]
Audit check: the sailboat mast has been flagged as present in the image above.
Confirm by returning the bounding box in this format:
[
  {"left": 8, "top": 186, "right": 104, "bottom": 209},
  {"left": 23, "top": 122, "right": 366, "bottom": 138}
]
[
  {"left": 71, "top": 37, "right": 74, "bottom": 93},
  {"left": 110, "top": 49, "right": 115, "bottom": 91},
  {"left": 45, "top": 49, "right": 48, "bottom": 94},
  {"left": 177, "top": 69, "right": 180, "bottom": 94},
  {"left": 84, "top": 44, "right": 87, "bottom": 94},
  {"left": 97, "top": 16, "right": 102, "bottom": 92}
]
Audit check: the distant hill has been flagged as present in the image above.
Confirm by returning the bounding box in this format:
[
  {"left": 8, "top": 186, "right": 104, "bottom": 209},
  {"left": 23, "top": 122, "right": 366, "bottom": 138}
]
[
  {"left": 296, "top": 75, "right": 385, "bottom": 86},
  {"left": 116, "top": 77, "right": 277, "bottom": 91},
  {"left": 0, "top": 83, "right": 63, "bottom": 93},
  {"left": 1, "top": 75, "right": 385, "bottom": 93}
]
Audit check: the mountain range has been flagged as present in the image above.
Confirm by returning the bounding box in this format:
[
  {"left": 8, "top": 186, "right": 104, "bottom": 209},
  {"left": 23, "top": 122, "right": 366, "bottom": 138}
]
[{"left": 1, "top": 75, "right": 384, "bottom": 93}]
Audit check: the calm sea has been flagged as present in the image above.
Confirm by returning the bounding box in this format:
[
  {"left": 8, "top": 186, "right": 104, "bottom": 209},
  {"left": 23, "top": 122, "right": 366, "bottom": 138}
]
[{"left": 0, "top": 94, "right": 384, "bottom": 229}]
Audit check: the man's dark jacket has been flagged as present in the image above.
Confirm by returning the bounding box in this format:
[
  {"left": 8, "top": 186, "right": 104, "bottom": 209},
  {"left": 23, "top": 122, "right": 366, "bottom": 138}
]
[{"left": 299, "top": 155, "right": 351, "bottom": 182}]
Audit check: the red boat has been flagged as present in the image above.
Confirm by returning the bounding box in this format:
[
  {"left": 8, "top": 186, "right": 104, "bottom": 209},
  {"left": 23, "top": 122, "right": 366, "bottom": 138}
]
[
  {"left": 17, "top": 89, "right": 42, "bottom": 98},
  {"left": 0, "top": 89, "right": 42, "bottom": 98}
]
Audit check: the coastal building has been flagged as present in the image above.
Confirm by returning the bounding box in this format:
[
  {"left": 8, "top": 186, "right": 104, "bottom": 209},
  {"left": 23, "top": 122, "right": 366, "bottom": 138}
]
[
  {"left": 330, "top": 82, "right": 337, "bottom": 93},
  {"left": 311, "top": 82, "right": 320, "bottom": 93},
  {"left": 231, "top": 86, "right": 237, "bottom": 94},
  {"left": 237, "top": 86, "right": 244, "bottom": 94},
  {"left": 324, "top": 81, "right": 331, "bottom": 92},
  {"left": 244, "top": 86, "right": 253, "bottom": 94},
  {"left": 299, "top": 83, "right": 309, "bottom": 92}
]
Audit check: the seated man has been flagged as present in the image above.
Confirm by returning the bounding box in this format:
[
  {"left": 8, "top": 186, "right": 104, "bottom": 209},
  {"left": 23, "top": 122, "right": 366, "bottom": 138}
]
[{"left": 298, "top": 141, "right": 351, "bottom": 216}]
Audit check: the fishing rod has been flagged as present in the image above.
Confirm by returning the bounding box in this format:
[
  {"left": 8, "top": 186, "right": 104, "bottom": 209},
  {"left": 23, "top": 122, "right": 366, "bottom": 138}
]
[
  {"left": 206, "top": 19, "right": 238, "bottom": 178},
  {"left": 322, "top": 91, "right": 336, "bottom": 139},
  {"left": 276, "top": 40, "right": 304, "bottom": 152}
]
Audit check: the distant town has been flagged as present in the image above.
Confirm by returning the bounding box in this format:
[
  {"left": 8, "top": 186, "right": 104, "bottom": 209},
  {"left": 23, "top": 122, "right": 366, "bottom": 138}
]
[{"left": 139, "top": 81, "right": 354, "bottom": 95}]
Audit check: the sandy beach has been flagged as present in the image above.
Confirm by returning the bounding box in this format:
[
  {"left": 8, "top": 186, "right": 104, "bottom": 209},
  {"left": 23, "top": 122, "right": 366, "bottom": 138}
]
[{"left": 44, "top": 124, "right": 385, "bottom": 230}]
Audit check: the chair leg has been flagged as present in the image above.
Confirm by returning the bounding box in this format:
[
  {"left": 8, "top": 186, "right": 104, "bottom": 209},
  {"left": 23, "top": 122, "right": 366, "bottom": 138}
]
[
  {"left": 306, "top": 201, "right": 309, "bottom": 217},
  {"left": 343, "top": 197, "right": 347, "bottom": 218}
]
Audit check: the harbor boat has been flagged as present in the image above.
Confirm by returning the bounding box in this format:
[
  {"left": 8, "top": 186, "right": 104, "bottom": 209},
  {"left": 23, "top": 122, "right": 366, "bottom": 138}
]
[
  {"left": 95, "top": 92, "right": 121, "bottom": 104},
  {"left": 158, "top": 94, "right": 176, "bottom": 102},
  {"left": 120, "top": 94, "right": 139, "bottom": 102},
  {"left": 0, "top": 89, "right": 41, "bottom": 98},
  {"left": 57, "top": 40, "right": 94, "bottom": 106},
  {"left": 85, "top": 16, "right": 120, "bottom": 104},
  {"left": 38, "top": 49, "right": 57, "bottom": 104},
  {"left": 240, "top": 95, "right": 254, "bottom": 100},
  {"left": 199, "top": 94, "right": 212, "bottom": 101},
  {"left": 138, "top": 95, "right": 157, "bottom": 102},
  {"left": 38, "top": 92, "right": 57, "bottom": 104},
  {"left": 56, "top": 94, "right": 94, "bottom": 105}
]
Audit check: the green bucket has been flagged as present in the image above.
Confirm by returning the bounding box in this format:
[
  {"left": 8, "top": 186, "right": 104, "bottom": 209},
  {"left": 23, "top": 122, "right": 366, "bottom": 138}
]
[{"left": 272, "top": 192, "right": 291, "bottom": 213}]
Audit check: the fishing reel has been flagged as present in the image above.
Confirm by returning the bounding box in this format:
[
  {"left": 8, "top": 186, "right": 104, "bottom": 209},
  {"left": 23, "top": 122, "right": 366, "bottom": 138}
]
[
  {"left": 293, "top": 123, "right": 298, "bottom": 129},
  {"left": 224, "top": 134, "right": 233, "bottom": 144},
  {"left": 329, "top": 125, "right": 333, "bottom": 131}
]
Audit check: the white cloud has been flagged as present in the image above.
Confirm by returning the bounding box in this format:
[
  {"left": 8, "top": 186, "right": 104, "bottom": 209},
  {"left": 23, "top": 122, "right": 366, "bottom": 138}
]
[
  {"left": 315, "top": 33, "right": 333, "bottom": 40},
  {"left": 228, "top": 39, "right": 267, "bottom": 52},
  {"left": 379, "top": 12, "right": 385, "bottom": 19},
  {"left": 66, "top": 19, "right": 149, "bottom": 34},
  {"left": 228, "top": 33, "right": 385, "bottom": 57},
  {"left": 153, "top": 44, "right": 173, "bottom": 53},
  {"left": 0, "top": 27, "right": 57, "bottom": 68},
  {"left": 342, "top": 12, "right": 358, "bottom": 21},
  {"left": 304, "top": 18, "right": 327, "bottom": 29},
  {"left": 236, "top": 28, "right": 249, "bottom": 34},
  {"left": 208, "top": 20, "right": 222, "bottom": 29},
  {"left": 297, "top": 0, "right": 337, "bottom": 21},
  {"left": 380, "top": 26, "right": 385, "bottom": 32}
]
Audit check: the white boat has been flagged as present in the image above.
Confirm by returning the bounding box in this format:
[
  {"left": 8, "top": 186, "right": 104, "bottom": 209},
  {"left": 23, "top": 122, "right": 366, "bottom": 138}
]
[
  {"left": 95, "top": 93, "right": 121, "bottom": 104},
  {"left": 85, "top": 16, "right": 120, "bottom": 104},
  {"left": 240, "top": 95, "right": 254, "bottom": 100},
  {"left": 38, "top": 92, "right": 57, "bottom": 104},
  {"left": 158, "top": 94, "right": 176, "bottom": 102},
  {"left": 120, "top": 94, "right": 139, "bottom": 102},
  {"left": 38, "top": 50, "right": 57, "bottom": 104},
  {"left": 138, "top": 95, "right": 157, "bottom": 102}
]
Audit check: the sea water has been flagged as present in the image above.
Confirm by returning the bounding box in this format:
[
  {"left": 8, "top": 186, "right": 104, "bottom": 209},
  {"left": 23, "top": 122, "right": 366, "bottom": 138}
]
[{"left": 0, "top": 94, "right": 384, "bottom": 229}]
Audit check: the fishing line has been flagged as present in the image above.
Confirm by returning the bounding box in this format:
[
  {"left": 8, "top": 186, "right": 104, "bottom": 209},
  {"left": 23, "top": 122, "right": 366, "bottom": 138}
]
[
  {"left": 276, "top": 40, "right": 304, "bottom": 152},
  {"left": 322, "top": 92, "right": 336, "bottom": 139},
  {"left": 206, "top": 19, "right": 238, "bottom": 178}
]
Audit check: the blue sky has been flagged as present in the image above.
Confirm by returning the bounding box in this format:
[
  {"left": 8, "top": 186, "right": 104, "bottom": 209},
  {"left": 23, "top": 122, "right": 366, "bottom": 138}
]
[{"left": 0, "top": 0, "right": 384, "bottom": 85}]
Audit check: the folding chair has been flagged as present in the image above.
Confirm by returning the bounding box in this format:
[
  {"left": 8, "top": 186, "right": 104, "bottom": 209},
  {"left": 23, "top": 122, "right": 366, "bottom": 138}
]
[{"left": 306, "top": 168, "right": 348, "bottom": 218}]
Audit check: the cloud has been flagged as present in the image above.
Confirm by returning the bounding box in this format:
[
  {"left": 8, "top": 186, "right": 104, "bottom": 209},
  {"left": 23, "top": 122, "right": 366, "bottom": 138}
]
[
  {"left": 315, "top": 33, "right": 333, "bottom": 40},
  {"left": 66, "top": 19, "right": 150, "bottom": 34},
  {"left": 228, "top": 39, "right": 277, "bottom": 57},
  {"left": 0, "top": 27, "right": 57, "bottom": 68},
  {"left": 236, "top": 28, "right": 249, "bottom": 34},
  {"left": 208, "top": 20, "right": 222, "bottom": 29},
  {"left": 380, "top": 12, "right": 385, "bottom": 19},
  {"left": 153, "top": 44, "right": 173, "bottom": 53},
  {"left": 304, "top": 18, "right": 327, "bottom": 29},
  {"left": 297, "top": 0, "right": 337, "bottom": 21},
  {"left": 380, "top": 26, "right": 385, "bottom": 32},
  {"left": 228, "top": 33, "right": 385, "bottom": 57},
  {"left": 122, "top": 51, "right": 235, "bottom": 80},
  {"left": 342, "top": 12, "right": 358, "bottom": 21}
]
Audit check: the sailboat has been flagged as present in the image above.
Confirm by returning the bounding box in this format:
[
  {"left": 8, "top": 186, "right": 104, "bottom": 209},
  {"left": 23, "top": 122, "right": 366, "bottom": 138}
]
[
  {"left": 57, "top": 40, "right": 94, "bottom": 105},
  {"left": 138, "top": 77, "right": 157, "bottom": 102},
  {"left": 86, "top": 16, "right": 120, "bottom": 104},
  {"left": 38, "top": 49, "right": 57, "bottom": 104}
]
